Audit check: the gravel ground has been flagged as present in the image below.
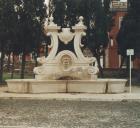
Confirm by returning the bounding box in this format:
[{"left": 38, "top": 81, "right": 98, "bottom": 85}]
[{"left": 0, "top": 100, "right": 140, "bottom": 128}]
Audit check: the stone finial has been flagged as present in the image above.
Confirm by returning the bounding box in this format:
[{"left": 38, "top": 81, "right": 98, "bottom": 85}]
[
  {"left": 48, "top": 16, "right": 58, "bottom": 27},
  {"left": 78, "top": 16, "right": 84, "bottom": 25},
  {"left": 72, "top": 16, "right": 86, "bottom": 30},
  {"left": 47, "top": 16, "right": 60, "bottom": 31},
  {"left": 79, "top": 16, "right": 84, "bottom": 22},
  {"left": 49, "top": 16, "right": 54, "bottom": 23}
]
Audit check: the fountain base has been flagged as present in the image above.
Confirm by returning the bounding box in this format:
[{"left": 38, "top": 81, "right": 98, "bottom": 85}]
[{"left": 6, "top": 79, "right": 127, "bottom": 94}]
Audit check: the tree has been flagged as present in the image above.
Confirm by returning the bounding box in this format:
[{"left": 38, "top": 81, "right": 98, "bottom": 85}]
[
  {"left": 85, "top": 0, "right": 110, "bottom": 76},
  {"left": 0, "top": 0, "right": 47, "bottom": 82},
  {"left": 117, "top": 0, "right": 140, "bottom": 67},
  {"left": 13, "top": 0, "right": 47, "bottom": 78},
  {"left": 0, "top": 0, "right": 17, "bottom": 83}
]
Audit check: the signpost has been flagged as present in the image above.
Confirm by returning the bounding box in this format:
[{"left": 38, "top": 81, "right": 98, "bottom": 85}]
[{"left": 126, "top": 49, "right": 134, "bottom": 93}]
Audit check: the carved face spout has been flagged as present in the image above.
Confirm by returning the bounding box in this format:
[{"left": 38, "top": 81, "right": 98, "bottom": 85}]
[{"left": 61, "top": 55, "right": 72, "bottom": 71}]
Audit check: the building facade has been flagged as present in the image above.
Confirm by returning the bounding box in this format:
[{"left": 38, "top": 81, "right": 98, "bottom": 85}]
[
  {"left": 105, "top": 0, "right": 127, "bottom": 68},
  {"left": 105, "top": 0, "right": 140, "bottom": 69}
]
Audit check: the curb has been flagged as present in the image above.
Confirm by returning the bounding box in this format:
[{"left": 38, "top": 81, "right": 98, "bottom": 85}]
[{"left": 0, "top": 93, "right": 140, "bottom": 101}]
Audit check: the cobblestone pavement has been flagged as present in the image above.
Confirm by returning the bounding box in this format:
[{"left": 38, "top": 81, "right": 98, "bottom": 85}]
[{"left": 0, "top": 100, "right": 140, "bottom": 128}]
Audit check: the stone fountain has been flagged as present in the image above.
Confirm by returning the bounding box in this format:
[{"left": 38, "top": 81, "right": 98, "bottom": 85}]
[
  {"left": 34, "top": 16, "right": 98, "bottom": 81},
  {"left": 6, "top": 16, "right": 127, "bottom": 94}
]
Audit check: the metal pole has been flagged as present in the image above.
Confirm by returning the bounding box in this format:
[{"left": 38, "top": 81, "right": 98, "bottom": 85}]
[{"left": 129, "top": 55, "right": 132, "bottom": 93}]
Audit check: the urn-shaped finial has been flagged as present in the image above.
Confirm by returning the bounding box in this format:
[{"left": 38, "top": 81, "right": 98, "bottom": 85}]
[{"left": 58, "top": 28, "right": 74, "bottom": 44}]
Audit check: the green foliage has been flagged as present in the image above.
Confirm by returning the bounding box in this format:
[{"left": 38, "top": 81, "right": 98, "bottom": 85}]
[
  {"left": 50, "top": 0, "right": 111, "bottom": 50},
  {"left": 0, "top": 0, "right": 47, "bottom": 55},
  {"left": 13, "top": 0, "right": 47, "bottom": 54},
  {"left": 14, "top": 0, "right": 47, "bottom": 78},
  {"left": 50, "top": 0, "right": 111, "bottom": 53},
  {"left": 117, "top": 0, "right": 140, "bottom": 58},
  {"left": 0, "top": 0, "right": 17, "bottom": 82},
  {"left": 0, "top": 0, "right": 47, "bottom": 81},
  {"left": 0, "top": 0, "right": 16, "bottom": 52}
]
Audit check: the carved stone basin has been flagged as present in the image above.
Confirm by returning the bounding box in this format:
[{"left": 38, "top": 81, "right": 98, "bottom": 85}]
[{"left": 6, "top": 79, "right": 127, "bottom": 93}]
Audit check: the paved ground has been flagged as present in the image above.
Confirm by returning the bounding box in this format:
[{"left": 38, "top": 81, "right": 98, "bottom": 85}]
[
  {"left": 0, "top": 100, "right": 140, "bottom": 128},
  {"left": 0, "top": 86, "right": 140, "bottom": 128}
]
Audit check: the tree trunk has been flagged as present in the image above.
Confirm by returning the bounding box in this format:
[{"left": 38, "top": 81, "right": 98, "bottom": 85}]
[
  {"left": 7, "top": 53, "right": 11, "bottom": 72},
  {"left": 35, "top": 55, "right": 38, "bottom": 67},
  {"left": 20, "top": 52, "right": 26, "bottom": 79},
  {"left": 11, "top": 54, "right": 15, "bottom": 79},
  {"left": 0, "top": 48, "right": 5, "bottom": 83},
  {"left": 45, "top": 44, "right": 48, "bottom": 57},
  {"left": 35, "top": 48, "right": 40, "bottom": 67},
  {"left": 96, "top": 54, "right": 104, "bottom": 78}
]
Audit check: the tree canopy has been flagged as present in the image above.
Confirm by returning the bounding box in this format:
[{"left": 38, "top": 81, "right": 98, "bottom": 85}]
[
  {"left": 0, "top": 0, "right": 47, "bottom": 81},
  {"left": 117, "top": 0, "right": 140, "bottom": 58},
  {"left": 0, "top": 0, "right": 18, "bottom": 82}
]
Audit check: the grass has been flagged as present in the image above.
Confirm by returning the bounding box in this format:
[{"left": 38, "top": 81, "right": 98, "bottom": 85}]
[
  {"left": 3, "top": 72, "right": 34, "bottom": 80},
  {"left": 0, "top": 72, "right": 34, "bottom": 85}
]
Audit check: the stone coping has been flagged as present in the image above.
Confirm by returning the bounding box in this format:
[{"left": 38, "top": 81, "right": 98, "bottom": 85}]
[{"left": 6, "top": 78, "right": 127, "bottom": 82}]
